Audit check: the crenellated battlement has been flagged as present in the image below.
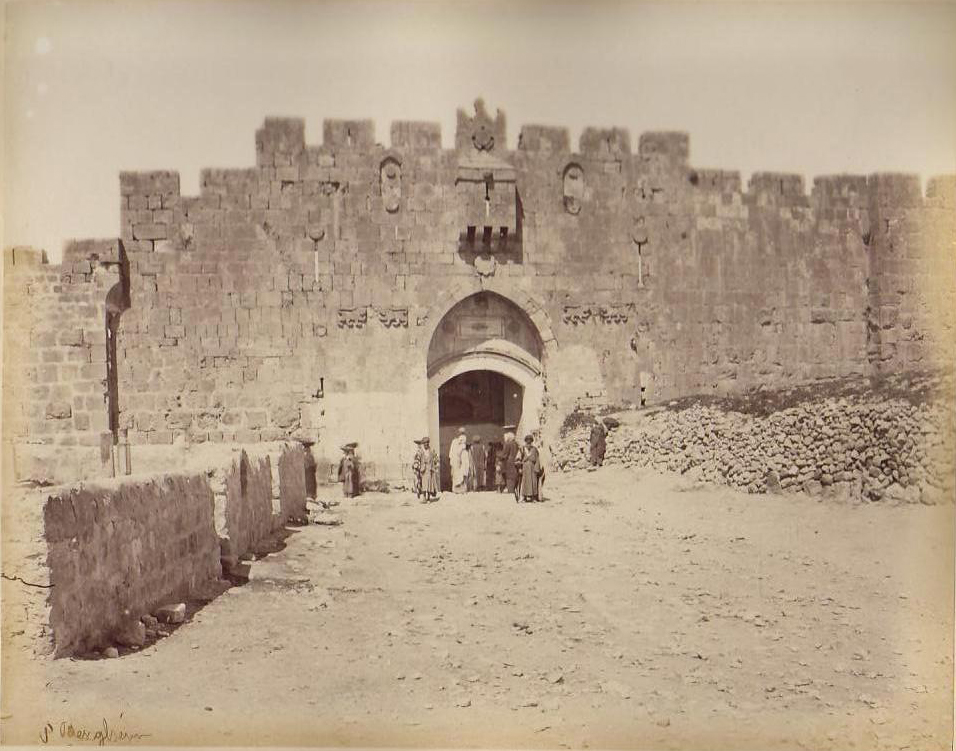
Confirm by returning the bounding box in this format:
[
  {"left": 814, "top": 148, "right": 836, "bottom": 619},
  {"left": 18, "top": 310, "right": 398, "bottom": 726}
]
[
  {"left": 121, "top": 103, "right": 953, "bottom": 222},
  {"left": 3, "top": 246, "right": 49, "bottom": 269},
  {"left": 6, "top": 98, "right": 953, "bottom": 489}
]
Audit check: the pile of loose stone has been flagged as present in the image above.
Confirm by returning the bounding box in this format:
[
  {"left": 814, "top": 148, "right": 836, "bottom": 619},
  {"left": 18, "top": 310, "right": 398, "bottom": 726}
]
[{"left": 555, "top": 388, "right": 955, "bottom": 504}]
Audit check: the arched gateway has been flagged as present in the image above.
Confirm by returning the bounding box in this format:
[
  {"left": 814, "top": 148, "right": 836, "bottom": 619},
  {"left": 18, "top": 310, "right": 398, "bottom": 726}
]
[{"left": 426, "top": 290, "right": 551, "bottom": 489}]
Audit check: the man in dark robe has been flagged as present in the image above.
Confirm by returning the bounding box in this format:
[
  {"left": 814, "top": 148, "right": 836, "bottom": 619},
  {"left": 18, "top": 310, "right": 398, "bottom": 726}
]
[
  {"left": 589, "top": 420, "right": 607, "bottom": 466},
  {"left": 518, "top": 434, "right": 543, "bottom": 502},
  {"left": 469, "top": 435, "right": 486, "bottom": 490},
  {"left": 500, "top": 429, "right": 519, "bottom": 495},
  {"left": 486, "top": 442, "right": 498, "bottom": 491}
]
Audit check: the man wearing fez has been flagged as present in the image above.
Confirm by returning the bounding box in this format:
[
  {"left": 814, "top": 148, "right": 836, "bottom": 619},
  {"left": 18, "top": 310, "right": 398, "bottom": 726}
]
[
  {"left": 338, "top": 442, "right": 360, "bottom": 498},
  {"left": 412, "top": 436, "right": 440, "bottom": 502},
  {"left": 500, "top": 426, "right": 519, "bottom": 495}
]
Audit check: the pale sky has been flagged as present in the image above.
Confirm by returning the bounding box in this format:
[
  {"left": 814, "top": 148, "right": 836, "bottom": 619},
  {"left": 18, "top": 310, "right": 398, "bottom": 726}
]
[{"left": 4, "top": 0, "right": 956, "bottom": 261}]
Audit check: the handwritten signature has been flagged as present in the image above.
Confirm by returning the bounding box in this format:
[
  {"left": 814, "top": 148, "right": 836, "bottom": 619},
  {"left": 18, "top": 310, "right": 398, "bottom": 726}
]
[{"left": 39, "top": 717, "right": 150, "bottom": 746}]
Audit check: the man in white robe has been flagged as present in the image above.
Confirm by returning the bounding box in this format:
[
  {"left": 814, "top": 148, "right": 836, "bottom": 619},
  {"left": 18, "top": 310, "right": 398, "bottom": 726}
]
[{"left": 448, "top": 427, "right": 469, "bottom": 493}]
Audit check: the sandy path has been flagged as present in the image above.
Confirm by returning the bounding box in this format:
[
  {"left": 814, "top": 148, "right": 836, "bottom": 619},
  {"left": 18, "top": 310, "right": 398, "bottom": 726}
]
[{"left": 2, "top": 466, "right": 953, "bottom": 749}]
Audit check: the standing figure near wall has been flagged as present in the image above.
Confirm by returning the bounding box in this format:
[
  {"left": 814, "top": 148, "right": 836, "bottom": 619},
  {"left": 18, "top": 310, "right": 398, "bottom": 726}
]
[
  {"left": 486, "top": 441, "right": 499, "bottom": 491},
  {"left": 500, "top": 428, "right": 519, "bottom": 495},
  {"left": 449, "top": 427, "right": 469, "bottom": 493},
  {"left": 413, "top": 436, "right": 440, "bottom": 502},
  {"left": 494, "top": 444, "right": 505, "bottom": 492},
  {"left": 338, "top": 443, "right": 360, "bottom": 498},
  {"left": 412, "top": 438, "right": 424, "bottom": 498},
  {"left": 469, "top": 435, "right": 486, "bottom": 490},
  {"left": 589, "top": 420, "right": 607, "bottom": 467},
  {"left": 518, "top": 434, "right": 543, "bottom": 503}
]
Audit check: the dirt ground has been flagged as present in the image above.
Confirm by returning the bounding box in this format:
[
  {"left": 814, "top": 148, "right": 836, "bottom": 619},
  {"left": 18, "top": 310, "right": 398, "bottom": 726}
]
[{"left": 2, "top": 465, "right": 954, "bottom": 749}]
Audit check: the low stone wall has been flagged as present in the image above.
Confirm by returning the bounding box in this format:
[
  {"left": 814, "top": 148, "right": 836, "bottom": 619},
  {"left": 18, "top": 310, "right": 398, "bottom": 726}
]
[
  {"left": 123, "top": 441, "right": 309, "bottom": 571},
  {"left": 4, "top": 441, "right": 311, "bottom": 658},
  {"left": 212, "top": 449, "right": 275, "bottom": 571},
  {"left": 1, "top": 490, "right": 55, "bottom": 657},
  {"left": 557, "top": 388, "right": 956, "bottom": 504},
  {"left": 276, "top": 442, "right": 309, "bottom": 523},
  {"left": 42, "top": 474, "right": 223, "bottom": 657}
]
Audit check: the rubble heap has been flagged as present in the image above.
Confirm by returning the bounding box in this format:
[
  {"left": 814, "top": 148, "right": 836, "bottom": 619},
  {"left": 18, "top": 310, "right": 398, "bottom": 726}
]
[{"left": 555, "top": 390, "right": 956, "bottom": 504}]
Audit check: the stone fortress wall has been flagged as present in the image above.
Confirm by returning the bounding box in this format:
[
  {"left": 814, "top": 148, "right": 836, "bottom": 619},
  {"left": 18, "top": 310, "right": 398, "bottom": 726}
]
[{"left": 3, "top": 99, "right": 954, "bottom": 486}]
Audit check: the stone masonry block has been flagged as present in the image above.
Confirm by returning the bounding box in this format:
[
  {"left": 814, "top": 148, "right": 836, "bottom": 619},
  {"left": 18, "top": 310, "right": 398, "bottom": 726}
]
[
  {"left": 812, "top": 175, "right": 869, "bottom": 206},
  {"left": 748, "top": 173, "right": 807, "bottom": 200},
  {"left": 518, "top": 125, "right": 571, "bottom": 155},
  {"left": 390, "top": 121, "right": 442, "bottom": 150},
  {"left": 62, "top": 239, "right": 121, "bottom": 267},
  {"left": 323, "top": 119, "right": 375, "bottom": 149},
  {"left": 120, "top": 171, "right": 180, "bottom": 198},
  {"left": 580, "top": 127, "right": 631, "bottom": 158},
  {"left": 926, "top": 175, "right": 956, "bottom": 206},
  {"left": 256, "top": 118, "right": 306, "bottom": 159},
  {"left": 133, "top": 224, "right": 168, "bottom": 241},
  {"left": 867, "top": 173, "right": 923, "bottom": 207},
  {"left": 638, "top": 132, "right": 689, "bottom": 165},
  {"left": 690, "top": 170, "right": 741, "bottom": 193},
  {"left": 3, "top": 246, "right": 49, "bottom": 268}
]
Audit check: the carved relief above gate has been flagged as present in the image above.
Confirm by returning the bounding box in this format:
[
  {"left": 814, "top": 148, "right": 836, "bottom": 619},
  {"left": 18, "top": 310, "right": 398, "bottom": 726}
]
[
  {"left": 375, "top": 307, "right": 409, "bottom": 328},
  {"left": 337, "top": 308, "right": 368, "bottom": 329},
  {"left": 562, "top": 305, "right": 595, "bottom": 326},
  {"left": 337, "top": 307, "right": 410, "bottom": 330},
  {"left": 455, "top": 98, "right": 506, "bottom": 156},
  {"left": 563, "top": 303, "right": 636, "bottom": 326}
]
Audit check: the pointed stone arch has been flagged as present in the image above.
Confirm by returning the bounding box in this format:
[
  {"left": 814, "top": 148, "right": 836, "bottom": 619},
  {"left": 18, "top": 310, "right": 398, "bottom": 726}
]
[
  {"left": 423, "top": 281, "right": 559, "bottom": 484},
  {"left": 419, "top": 276, "right": 558, "bottom": 365}
]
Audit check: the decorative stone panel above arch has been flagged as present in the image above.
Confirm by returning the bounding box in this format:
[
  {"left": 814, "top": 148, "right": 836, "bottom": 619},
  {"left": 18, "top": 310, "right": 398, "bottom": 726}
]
[{"left": 419, "top": 277, "right": 558, "bottom": 365}]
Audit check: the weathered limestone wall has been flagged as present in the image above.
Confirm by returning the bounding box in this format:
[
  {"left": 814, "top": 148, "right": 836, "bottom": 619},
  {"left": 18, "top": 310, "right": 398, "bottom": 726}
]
[
  {"left": 4, "top": 101, "right": 953, "bottom": 485},
  {"left": 2, "top": 241, "right": 125, "bottom": 483},
  {"left": 1, "top": 490, "right": 54, "bottom": 657},
  {"left": 556, "top": 376, "right": 956, "bottom": 504},
  {"left": 42, "top": 474, "right": 223, "bottom": 656},
  {"left": 276, "top": 442, "right": 309, "bottom": 523},
  {"left": 210, "top": 443, "right": 309, "bottom": 571},
  {"left": 865, "top": 175, "right": 956, "bottom": 373},
  {"left": 213, "top": 448, "right": 280, "bottom": 571},
  {"left": 7, "top": 441, "right": 309, "bottom": 658}
]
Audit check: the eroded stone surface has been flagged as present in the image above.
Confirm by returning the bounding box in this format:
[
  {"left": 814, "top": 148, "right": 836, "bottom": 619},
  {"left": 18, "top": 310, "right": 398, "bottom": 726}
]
[{"left": 2, "top": 102, "right": 954, "bottom": 488}]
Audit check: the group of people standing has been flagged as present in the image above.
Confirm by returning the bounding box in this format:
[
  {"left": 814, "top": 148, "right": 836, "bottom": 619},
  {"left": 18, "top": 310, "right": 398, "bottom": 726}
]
[
  {"left": 344, "top": 429, "right": 546, "bottom": 505},
  {"left": 447, "top": 426, "right": 544, "bottom": 503}
]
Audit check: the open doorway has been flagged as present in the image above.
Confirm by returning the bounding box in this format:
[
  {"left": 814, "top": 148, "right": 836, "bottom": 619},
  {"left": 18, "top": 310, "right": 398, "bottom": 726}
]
[{"left": 438, "top": 370, "right": 523, "bottom": 490}]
